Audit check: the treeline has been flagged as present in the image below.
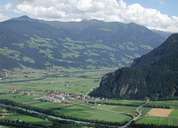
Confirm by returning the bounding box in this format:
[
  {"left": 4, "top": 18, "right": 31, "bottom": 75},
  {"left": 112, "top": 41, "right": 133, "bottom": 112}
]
[
  {"left": 0, "top": 119, "right": 47, "bottom": 128},
  {"left": 88, "top": 101, "right": 172, "bottom": 109},
  {"left": 88, "top": 101, "right": 140, "bottom": 107},
  {"left": 151, "top": 97, "right": 178, "bottom": 101},
  {"left": 131, "top": 124, "right": 178, "bottom": 128},
  {"left": 145, "top": 104, "right": 171, "bottom": 109},
  {"left": 0, "top": 119, "right": 89, "bottom": 128}
]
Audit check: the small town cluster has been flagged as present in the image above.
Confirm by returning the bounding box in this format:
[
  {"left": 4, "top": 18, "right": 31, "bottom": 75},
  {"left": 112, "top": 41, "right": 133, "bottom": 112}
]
[{"left": 9, "top": 88, "right": 102, "bottom": 104}]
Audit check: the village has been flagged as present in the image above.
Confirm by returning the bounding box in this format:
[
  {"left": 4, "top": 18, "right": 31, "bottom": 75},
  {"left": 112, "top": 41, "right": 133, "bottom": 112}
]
[
  {"left": 0, "top": 70, "right": 8, "bottom": 80},
  {"left": 8, "top": 87, "right": 102, "bottom": 104}
]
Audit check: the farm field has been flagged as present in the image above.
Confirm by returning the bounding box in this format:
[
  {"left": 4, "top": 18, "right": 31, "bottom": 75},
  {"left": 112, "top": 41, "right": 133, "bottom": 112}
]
[
  {"left": 0, "top": 68, "right": 113, "bottom": 95},
  {"left": 51, "top": 103, "right": 134, "bottom": 123},
  {"left": 136, "top": 109, "right": 178, "bottom": 127},
  {"left": 0, "top": 107, "right": 52, "bottom": 126},
  {"left": 0, "top": 107, "right": 92, "bottom": 128},
  {"left": 4, "top": 113, "right": 51, "bottom": 125},
  {"left": 0, "top": 68, "right": 178, "bottom": 128},
  {"left": 0, "top": 93, "right": 134, "bottom": 124}
]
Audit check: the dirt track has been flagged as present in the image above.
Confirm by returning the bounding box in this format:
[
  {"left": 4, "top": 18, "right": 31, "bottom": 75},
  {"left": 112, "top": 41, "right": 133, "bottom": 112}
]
[{"left": 148, "top": 108, "right": 173, "bottom": 117}]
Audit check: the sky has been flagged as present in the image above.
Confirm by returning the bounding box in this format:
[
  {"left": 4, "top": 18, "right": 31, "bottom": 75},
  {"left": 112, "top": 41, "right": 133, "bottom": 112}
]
[
  {"left": 126, "top": 0, "right": 178, "bottom": 16},
  {"left": 0, "top": 0, "right": 177, "bottom": 32}
]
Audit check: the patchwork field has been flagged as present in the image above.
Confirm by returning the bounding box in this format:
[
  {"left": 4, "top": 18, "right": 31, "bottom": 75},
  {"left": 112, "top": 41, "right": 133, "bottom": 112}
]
[
  {"left": 0, "top": 68, "right": 113, "bottom": 95},
  {"left": 0, "top": 93, "right": 134, "bottom": 124},
  {"left": 0, "top": 68, "right": 178, "bottom": 128},
  {"left": 136, "top": 108, "right": 178, "bottom": 127}
]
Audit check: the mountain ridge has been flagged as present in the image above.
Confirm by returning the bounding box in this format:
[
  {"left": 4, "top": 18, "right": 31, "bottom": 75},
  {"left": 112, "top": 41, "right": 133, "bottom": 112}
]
[
  {"left": 0, "top": 16, "right": 167, "bottom": 69},
  {"left": 90, "top": 34, "right": 178, "bottom": 99}
]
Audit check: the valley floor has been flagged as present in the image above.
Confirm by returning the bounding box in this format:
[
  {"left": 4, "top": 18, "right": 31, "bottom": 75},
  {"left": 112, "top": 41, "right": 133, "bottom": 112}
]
[{"left": 0, "top": 68, "right": 178, "bottom": 128}]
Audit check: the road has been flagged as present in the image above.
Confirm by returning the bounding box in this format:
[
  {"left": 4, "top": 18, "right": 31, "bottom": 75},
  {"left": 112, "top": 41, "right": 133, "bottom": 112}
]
[{"left": 118, "top": 101, "right": 148, "bottom": 128}]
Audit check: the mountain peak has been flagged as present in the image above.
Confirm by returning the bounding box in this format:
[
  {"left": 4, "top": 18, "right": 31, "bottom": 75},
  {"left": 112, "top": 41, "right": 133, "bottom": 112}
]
[
  {"left": 19, "top": 15, "right": 31, "bottom": 19},
  {"left": 12, "top": 15, "right": 34, "bottom": 21},
  {"left": 81, "top": 19, "right": 103, "bottom": 23}
]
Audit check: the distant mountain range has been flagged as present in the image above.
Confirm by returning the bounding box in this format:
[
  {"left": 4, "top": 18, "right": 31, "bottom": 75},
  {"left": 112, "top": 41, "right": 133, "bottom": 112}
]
[
  {"left": 90, "top": 34, "right": 178, "bottom": 99},
  {"left": 0, "top": 16, "right": 169, "bottom": 69}
]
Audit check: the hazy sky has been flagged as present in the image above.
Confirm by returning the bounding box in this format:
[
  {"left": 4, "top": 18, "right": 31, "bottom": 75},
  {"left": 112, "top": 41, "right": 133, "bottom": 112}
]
[{"left": 0, "top": 0, "right": 177, "bottom": 32}]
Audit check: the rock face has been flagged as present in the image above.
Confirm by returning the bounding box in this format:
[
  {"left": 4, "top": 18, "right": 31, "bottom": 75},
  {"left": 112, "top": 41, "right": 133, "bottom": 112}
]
[
  {"left": 90, "top": 34, "right": 178, "bottom": 99},
  {"left": 0, "top": 16, "right": 166, "bottom": 69}
]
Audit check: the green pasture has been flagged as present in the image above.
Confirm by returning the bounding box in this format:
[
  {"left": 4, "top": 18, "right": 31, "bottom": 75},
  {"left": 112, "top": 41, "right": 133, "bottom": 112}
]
[
  {"left": 148, "top": 100, "right": 178, "bottom": 108},
  {"left": 52, "top": 103, "right": 133, "bottom": 123},
  {"left": 0, "top": 68, "right": 111, "bottom": 95},
  {"left": 5, "top": 114, "right": 50, "bottom": 125}
]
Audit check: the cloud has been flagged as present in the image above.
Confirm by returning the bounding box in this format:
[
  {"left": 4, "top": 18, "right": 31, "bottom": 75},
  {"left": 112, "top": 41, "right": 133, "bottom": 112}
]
[
  {"left": 16, "top": 0, "right": 122, "bottom": 21},
  {"left": 0, "top": 14, "right": 8, "bottom": 21},
  {"left": 0, "top": 3, "right": 11, "bottom": 21},
  {"left": 8, "top": 0, "right": 178, "bottom": 32},
  {"left": 123, "top": 3, "right": 178, "bottom": 32}
]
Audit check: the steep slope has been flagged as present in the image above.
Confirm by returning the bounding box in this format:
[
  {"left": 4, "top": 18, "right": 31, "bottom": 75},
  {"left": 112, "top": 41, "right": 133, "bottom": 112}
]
[
  {"left": 0, "top": 16, "right": 165, "bottom": 69},
  {"left": 152, "top": 29, "right": 171, "bottom": 39},
  {"left": 90, "top": 34, "right": 178, "bottom": 99}
]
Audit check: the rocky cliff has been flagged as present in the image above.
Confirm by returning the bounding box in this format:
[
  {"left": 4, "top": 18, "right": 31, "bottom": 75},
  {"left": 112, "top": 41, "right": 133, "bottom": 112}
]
[{"left": 90, "top": 34, "right": 178, "bottom": 99}]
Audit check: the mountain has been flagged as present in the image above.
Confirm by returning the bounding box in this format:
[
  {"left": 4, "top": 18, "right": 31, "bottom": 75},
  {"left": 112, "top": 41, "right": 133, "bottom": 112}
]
[
  {"left": 90, "top": 34, "right": 178, "bottom": 99},
  {"left": 152, "top": 29, "right": 171, "bottom": 39},
  {"left": 0, "top": 16, "right": 166, "bottom": 69}
]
